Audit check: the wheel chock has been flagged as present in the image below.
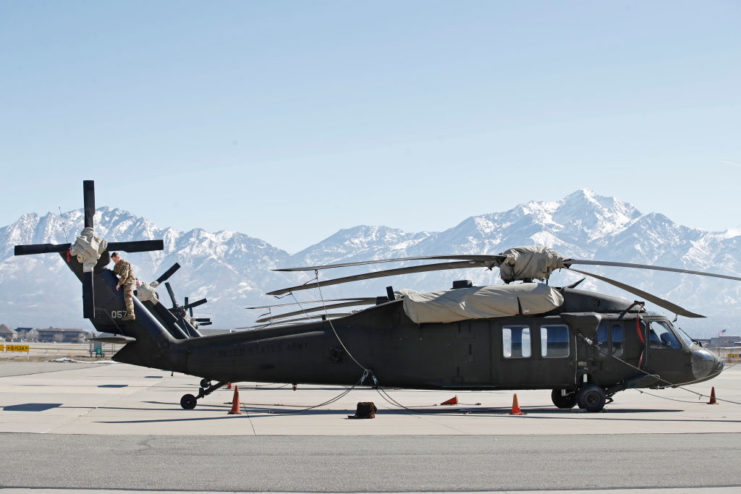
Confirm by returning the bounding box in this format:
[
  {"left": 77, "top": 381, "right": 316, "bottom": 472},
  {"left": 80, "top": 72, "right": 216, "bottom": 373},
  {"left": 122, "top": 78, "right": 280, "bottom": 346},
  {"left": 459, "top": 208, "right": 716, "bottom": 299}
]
[{"left": 348, "top": 401, "right": 377, "bottom": 419}]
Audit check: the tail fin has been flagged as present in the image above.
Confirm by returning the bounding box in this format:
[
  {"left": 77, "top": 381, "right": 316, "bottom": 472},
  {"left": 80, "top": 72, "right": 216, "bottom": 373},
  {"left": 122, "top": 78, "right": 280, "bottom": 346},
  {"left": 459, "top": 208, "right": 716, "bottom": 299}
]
[{"left": 62, "top": 255, "right": 186, "bottom": 372}]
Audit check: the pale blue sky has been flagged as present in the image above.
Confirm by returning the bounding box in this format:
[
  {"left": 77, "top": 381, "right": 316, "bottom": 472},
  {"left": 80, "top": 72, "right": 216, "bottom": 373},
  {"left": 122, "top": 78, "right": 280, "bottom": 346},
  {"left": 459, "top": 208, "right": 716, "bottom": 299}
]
[{"left": 1, "top": 1, "right": 740, "bottom": 253}]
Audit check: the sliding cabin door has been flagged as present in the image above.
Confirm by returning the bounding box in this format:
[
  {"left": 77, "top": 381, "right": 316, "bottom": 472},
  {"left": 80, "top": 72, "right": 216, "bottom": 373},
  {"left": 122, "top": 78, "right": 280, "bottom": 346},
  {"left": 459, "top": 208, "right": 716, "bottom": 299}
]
[{"left": 490, "top": 319, "right": 576, "bottom": 389}]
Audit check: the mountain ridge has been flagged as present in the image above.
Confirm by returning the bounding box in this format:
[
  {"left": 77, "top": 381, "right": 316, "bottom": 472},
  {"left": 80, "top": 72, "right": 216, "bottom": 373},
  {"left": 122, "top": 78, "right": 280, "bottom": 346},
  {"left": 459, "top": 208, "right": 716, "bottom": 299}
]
[{"left": 1, "top": 189, "right": 740, "bottom": 337}]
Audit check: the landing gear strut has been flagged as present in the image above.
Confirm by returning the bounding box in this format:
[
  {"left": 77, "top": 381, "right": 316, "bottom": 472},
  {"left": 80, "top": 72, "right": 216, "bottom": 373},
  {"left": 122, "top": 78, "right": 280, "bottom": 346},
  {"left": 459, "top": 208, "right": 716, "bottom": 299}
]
[{"left": 180, "top": 380, "right": 226, "bottom": 410}]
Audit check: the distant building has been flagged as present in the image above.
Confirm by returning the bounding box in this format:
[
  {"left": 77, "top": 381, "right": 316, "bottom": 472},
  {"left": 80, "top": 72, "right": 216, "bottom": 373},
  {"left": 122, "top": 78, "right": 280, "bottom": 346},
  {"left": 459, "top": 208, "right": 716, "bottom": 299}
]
[
  {"left": 36, "top": 327, "right": 91, "bottom": 343},
  {"left": 708, "top": 335, "right": 741, "bottom": 348},
  {"left": 14, "top": 327, "right": 37, "bottom": 341},
  {"left": 0, "top": 324, "right": 17, "bottom": 342}
]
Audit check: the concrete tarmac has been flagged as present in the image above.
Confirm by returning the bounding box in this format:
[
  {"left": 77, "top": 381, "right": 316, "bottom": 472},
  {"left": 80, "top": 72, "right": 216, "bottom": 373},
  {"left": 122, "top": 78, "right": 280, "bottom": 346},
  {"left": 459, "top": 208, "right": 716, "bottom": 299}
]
[{"left": 1, "top": 361, "right": 740, "bottom": 492}]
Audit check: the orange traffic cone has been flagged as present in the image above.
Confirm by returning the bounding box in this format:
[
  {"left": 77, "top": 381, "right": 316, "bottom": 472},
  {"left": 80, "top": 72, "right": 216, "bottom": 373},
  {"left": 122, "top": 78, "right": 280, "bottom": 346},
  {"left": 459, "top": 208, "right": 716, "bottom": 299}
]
[
  {"left": 510, "top": 393, "right": 525, "bottom": 415},
  {"left": 228, "top": 385, "right": 242, "bottom": 415},
  {"left": 226, "top": 382, "right": 232, "bottom": 390},
  {"left": 440, "top": 396, "right": 458, "bottom": 406},
  {"left": 707, "top": 387, "right": 718, "bottom": 405}
]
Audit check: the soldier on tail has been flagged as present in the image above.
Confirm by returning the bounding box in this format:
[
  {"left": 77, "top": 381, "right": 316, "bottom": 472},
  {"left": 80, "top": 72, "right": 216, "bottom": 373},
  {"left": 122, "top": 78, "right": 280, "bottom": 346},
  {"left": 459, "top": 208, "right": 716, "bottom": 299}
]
[{"left": 111, "top": 252, "right": 137, "bottom": 320}]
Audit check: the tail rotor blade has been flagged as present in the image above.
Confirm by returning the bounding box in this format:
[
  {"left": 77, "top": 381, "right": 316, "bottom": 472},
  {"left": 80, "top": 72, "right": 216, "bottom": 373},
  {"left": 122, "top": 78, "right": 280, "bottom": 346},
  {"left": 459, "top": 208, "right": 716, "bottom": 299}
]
[
  {"left": 165, "top": 282, "right": 178, "bottom": 307},
  {"left": 83, "top": 180, "right": 95, "bottom": 229},
  {"left": 82, "top": 271, "right": 95, "bottom": 319},
  {"left": 107, "top": 240, "right": 164, "bottom": 253},
  {"left": 155, "top": 263, "right": 181, "bottom": 284},
  {"left": 184, "top": 298, "right": 207, "bottom": 310}
]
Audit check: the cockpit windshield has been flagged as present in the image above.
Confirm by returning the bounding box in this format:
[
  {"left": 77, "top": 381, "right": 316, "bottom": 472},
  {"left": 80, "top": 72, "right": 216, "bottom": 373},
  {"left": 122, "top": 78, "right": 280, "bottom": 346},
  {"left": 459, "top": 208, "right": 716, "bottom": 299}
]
[
  {"left": 675, "top": 326, "right": 695, "bottom": 347},
  {"left": 647, "top": 320, "right": 682, "bottom": 349}
]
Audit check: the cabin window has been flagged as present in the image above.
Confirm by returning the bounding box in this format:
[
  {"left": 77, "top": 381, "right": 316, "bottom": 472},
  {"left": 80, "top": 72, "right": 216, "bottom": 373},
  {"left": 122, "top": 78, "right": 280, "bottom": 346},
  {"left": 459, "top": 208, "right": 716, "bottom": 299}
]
[
  {"left": 612, "top": 325, "right": 623, "bottom": 357},
  {"left": 648, "top": 321, "right": 681, "bottom": 349},
  {"left": 597, "top": 324, "right": 609, "bottom": 354},
  {"left": 540, "top": 325, "right": 569, "bottom": 358},
  {"left": 597, "top": 321, "right": 624, "bottom": 356},
  {"left": 503, "top": 326, "right": 531, "bottom": 358}
]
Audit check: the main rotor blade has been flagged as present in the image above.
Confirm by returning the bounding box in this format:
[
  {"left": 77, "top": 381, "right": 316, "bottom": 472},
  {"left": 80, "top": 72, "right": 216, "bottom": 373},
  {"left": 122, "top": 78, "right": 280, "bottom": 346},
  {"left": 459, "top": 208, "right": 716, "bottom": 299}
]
[
  {"left": 14, "top": 243, "right": 71, "bottom": 256},
  {"left": 267, "top": 260, "right": 488, "bottom": 296},
  {"left": 83, "top": 180, "right": 95, "bottom": 229},
  {"left": 246, "top": 298, "right": 375, "bottom": 310},
  {"left": 569, "top": 268, "right": 705, "bottom": 318},
  {"left": 155, "top": 263, "right": 181, "bottom": 284},
  {"left": 165, "top": 282, "right": 178, "bottom": 307},
  {"left": 82, "top": 271, "right": 94, "bottom": 319},
  {"left": 107, "top": 240, "right": 164, "bottom": 253},
  {"left": 258, "top": 313, "right": 353, "bottom": 325},
  {"left": 566, "top": 259, "right": 741, "bottom": 283},
  {"left": 255, "top": 299, "right": 374, "bottom": 322},
  {"left": 274, "top": 255, "right": 505, "bottom": 272}
]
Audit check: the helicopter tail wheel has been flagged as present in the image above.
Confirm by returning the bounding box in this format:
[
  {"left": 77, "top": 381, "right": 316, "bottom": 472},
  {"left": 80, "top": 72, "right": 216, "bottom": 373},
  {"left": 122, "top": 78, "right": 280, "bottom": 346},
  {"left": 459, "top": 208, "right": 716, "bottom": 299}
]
[
  {"left": 576, "top": 384, "right": 606, "bottom": 412},
  {"left": 551, "top": 388, "right": 577, "bottom": 409},
  {"left": 180, "top": 394, "right": 197, "bottom": 410}
]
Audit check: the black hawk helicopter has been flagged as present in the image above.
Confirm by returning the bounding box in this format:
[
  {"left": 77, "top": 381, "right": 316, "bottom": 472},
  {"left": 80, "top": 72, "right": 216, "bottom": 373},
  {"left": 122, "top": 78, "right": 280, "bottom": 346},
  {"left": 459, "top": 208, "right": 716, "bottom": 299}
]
[{"left": 14, "top": 181, "right": 733, "bottom": 412}]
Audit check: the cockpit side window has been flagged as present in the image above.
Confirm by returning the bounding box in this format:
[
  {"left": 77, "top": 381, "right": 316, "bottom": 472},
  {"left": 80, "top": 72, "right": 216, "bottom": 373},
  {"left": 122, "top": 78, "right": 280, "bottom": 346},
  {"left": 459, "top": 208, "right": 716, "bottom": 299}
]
[{"left": 648, "top": 321, "right": 681, "bottom": 349}]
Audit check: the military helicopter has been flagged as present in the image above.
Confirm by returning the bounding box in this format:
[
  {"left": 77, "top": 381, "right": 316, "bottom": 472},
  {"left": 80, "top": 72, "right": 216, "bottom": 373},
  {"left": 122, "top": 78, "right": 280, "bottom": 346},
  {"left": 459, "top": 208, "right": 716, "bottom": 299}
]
[{"left": 14, "top": 181, "right": 735, "bottom": 412}]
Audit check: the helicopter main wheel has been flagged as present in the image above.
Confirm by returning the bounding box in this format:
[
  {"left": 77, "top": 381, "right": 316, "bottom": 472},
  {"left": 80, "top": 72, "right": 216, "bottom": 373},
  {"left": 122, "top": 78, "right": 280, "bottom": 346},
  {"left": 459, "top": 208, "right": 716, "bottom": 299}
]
[
  {"left": 200, "top": 378, "right": 211, "bottom": 389},
  {"left": 576, "top": 384, "right": 606, "bottom": 412},
  {"left": 551, "top": 388, "right": 577, "bottom": 409},
  {"left": 180, "top": 394, "right": 197, "bottom": 410}
]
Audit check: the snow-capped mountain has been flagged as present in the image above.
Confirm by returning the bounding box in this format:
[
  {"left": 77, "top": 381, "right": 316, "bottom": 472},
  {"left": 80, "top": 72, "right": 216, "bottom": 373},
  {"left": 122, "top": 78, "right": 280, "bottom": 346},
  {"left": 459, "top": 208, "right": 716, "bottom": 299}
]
[
  {"left": 0, "top": 207, "right": 292, "bottom": 330},
  {"left": 1, "top": 189, "right": 740, "bottom": 337}
]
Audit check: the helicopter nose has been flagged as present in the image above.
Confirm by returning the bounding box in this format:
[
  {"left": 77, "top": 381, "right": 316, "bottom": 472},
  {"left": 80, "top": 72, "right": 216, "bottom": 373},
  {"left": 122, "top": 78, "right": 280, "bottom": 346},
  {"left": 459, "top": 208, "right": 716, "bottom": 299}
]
[{"left": 691, "top": 347, "right": 724, "bottom": 381}]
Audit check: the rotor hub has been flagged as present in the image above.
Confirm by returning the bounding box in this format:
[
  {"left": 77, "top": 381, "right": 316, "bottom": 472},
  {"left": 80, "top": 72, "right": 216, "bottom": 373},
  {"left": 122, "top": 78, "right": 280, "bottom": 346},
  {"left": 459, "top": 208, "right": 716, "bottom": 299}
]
[{"left": 69, "top": 226, "right": 108, "bottom": 273}]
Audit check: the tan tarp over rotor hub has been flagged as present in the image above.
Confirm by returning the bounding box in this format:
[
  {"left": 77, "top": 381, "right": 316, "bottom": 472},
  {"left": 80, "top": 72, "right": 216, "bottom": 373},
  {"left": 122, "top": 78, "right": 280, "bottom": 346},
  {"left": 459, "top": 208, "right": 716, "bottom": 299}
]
[
  {"left": 498, "top": 246, "right": 567, "bottom": 283},
  {"left": 397, "top": 283, "right": 565, "bottom": 324}
]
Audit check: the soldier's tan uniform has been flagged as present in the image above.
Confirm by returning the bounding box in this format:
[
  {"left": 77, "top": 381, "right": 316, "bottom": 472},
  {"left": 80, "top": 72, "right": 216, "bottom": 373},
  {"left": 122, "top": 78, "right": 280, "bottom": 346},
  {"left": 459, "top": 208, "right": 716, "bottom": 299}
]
[{"left": 113, "top": 259, "right": 136, "bottom": 320}]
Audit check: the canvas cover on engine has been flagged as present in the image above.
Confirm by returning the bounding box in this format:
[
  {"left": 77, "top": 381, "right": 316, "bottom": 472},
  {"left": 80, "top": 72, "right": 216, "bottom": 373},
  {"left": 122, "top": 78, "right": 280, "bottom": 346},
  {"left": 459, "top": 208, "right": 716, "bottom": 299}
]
[{"left": 397, "top": 283, "right": 564, "bottom": 324}]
